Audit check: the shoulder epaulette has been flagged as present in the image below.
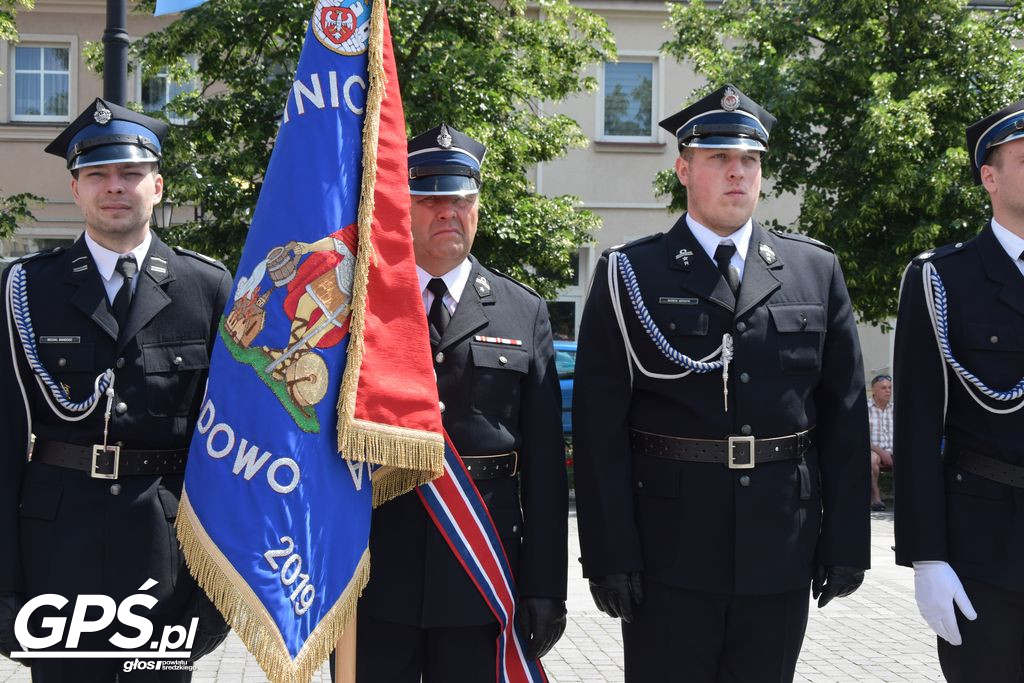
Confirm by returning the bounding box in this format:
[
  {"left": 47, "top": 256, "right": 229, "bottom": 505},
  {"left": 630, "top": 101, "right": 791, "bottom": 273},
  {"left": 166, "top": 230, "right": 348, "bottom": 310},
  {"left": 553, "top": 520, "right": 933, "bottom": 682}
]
[
  {"left": 770, "top": 229, "right": 834, "bottom": 253},
  {"left": 13, "top": 246, "right": 64, "bottom": 266},
  {"left": 173, "top": 246, "right": 228, "bottom": 271},
  {"left": 490, "top": 268, "right": 541, "bottom": 298},
  {"left": 911, "top": 240, "right": 968, "bottom": 264},
  {"left": 610, "top": 232, "right": 663, "bottom": 252}
]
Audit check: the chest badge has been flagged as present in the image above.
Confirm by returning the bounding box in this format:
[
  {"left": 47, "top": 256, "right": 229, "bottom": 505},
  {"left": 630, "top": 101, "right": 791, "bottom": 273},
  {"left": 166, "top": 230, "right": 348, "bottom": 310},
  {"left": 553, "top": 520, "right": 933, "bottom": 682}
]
[{"left": 758, "top": 243, "right": 777, "bottom": 265}]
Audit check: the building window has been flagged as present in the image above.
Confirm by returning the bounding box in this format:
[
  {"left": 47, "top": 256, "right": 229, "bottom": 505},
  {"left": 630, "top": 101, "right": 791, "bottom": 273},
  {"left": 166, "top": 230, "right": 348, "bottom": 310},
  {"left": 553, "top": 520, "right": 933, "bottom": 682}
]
[
  {"left": 548, "top": 247, "right": 592, "bottom": 340},
  {"left": 12, "top": 44, "right": 71, "bottom": 121},
  {"left": 600, "top": 59, "right": 657, "bottom": 141},
  {"left": 137, "top": 58, "right": 198, "bottom": 124}
]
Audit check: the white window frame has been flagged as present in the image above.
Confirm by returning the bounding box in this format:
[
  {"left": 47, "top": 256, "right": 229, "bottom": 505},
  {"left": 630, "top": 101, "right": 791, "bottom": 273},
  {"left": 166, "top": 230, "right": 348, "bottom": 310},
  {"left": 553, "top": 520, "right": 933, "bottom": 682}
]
[
  {"left": 596, "top": 53, "right": 662, "bottom": 144},
  {"left": 8, "top": 35, "right": 78, "bottom": 123},
  {"left": 552, "top": 245, "right": 594, "bottom": 340},
  {"left": 133, "top": 55, "right": 199, "bottom": 125}
]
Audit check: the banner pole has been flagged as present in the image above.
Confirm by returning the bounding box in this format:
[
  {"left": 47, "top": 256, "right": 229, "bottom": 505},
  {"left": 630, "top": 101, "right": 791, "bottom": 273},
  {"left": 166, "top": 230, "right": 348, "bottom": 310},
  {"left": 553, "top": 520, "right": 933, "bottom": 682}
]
[{"left": 334, "top": 611, "right": 357, "bottom": 683}]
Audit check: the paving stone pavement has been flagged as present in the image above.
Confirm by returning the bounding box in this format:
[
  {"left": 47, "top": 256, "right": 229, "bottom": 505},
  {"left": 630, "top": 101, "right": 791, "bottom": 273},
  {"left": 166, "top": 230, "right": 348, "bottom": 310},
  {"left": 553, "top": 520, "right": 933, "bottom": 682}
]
[{"left": 1, "top": 509, "right": 945, "bottom": 682}]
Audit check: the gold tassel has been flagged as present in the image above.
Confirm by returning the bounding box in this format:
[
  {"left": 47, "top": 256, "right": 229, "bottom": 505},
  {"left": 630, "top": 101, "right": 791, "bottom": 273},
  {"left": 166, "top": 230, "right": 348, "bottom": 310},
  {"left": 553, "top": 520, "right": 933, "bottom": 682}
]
[{"left": 176, "top": 492, "right": 371, "bottom": 683}]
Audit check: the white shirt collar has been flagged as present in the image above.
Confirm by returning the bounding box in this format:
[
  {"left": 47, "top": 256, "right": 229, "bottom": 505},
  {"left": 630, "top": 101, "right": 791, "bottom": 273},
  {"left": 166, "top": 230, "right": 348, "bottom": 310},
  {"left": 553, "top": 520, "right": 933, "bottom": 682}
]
[
  {"left": 84, "top": 230, "right": 152, "bottom": 284},
  {"left": 990, "top": 218, "right": 1024, "bottom": 271},
  {"left": 416, "top": 259, "right": 473, "bottom": 310},
  {"left": 685, "top": 214, "right": 753, "bottom": 278}
]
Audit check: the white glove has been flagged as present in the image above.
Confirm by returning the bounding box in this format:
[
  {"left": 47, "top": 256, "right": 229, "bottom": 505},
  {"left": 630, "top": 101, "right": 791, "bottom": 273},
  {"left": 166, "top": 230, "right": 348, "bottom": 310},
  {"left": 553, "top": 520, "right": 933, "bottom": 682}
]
[{"left": 913, "top": 561, "right": 978, "bottom": 645}]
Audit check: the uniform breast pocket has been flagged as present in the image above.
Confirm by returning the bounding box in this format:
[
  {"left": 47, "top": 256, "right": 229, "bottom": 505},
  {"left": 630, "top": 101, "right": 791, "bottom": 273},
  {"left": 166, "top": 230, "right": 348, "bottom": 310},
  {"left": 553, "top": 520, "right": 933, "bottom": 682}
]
[
  {"left": 662, "top": 309, "right": 709, "bottom": 338},
  {"left": 768, "top": 303, "right": 826, "bottom": 374},
  {"left": 142, "top": 340, "right": 210, "bottom": 417},
  {"left": 469, "top": 342, "right": 529, "bottom": 418},
  {"left": 36, "top": 342, "right": 96, "bottom": 397},
  {"left": 957, "top": 323, "right": 1024, "bottom": 380}
]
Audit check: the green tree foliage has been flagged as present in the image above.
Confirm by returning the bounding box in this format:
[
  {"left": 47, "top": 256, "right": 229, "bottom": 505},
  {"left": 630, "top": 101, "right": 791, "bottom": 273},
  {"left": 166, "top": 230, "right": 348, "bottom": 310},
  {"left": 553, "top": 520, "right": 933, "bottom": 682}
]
[
  {"left": 659, "top": 0, "right": 1024, "bottom": 324},
  {"left": 0, "top": 0, "right": 40, "bottom": 241},
  {"left": 128, "top": 0, "right": 614, "bottom": 296}
]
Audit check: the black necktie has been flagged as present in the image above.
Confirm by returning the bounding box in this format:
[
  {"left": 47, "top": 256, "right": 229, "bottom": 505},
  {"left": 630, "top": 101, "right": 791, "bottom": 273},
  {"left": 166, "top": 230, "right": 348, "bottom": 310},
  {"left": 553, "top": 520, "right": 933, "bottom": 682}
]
[
  {"left": 426, "top": 278, "right": 451, "bottom": 342},
  {"left": 713, "top": 242, "right": 741, "bottom": 297},
  {"left": 112, "top": 255, "right": 138, "bottom": 328}
]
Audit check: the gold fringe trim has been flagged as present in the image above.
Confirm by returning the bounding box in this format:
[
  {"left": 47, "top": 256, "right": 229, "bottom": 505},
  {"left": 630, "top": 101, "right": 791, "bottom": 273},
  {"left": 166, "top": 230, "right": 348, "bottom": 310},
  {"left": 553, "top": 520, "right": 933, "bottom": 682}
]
[
  {"left": 335, "top": 0, "right": 386, "bottom": 446},
  {"left": 176, "top": 491, "right": 371, "bottom": 683},
  {"left": 335, "top": 0, "right": 444, "bottom": 505}
]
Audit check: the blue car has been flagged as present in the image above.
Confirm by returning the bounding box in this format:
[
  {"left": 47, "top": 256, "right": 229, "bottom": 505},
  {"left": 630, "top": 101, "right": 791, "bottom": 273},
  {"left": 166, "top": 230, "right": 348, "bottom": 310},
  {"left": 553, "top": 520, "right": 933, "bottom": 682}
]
[{"left": 553, "top": 340, "right": 577, "bottom": 435}]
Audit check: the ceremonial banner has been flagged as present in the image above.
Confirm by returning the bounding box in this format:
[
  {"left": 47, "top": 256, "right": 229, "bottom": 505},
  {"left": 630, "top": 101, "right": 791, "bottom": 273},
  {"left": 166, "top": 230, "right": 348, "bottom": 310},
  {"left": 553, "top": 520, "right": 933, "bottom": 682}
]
[
  {"left": 154, "top": 0, "right": 208, "bottom": 16},
  {"left": 176, "top": 2, "right": 443, "bottom": 681}
]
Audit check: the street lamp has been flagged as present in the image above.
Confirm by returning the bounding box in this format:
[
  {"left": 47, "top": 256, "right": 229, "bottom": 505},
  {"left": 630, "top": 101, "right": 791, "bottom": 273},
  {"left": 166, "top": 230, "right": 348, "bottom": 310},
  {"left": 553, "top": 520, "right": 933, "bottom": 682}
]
[
  {"left": 102, "top": 0, "right": 128, "bottom": 105},
  {"left": 152, "top": 201, "right": 174, "bottom": 230}
]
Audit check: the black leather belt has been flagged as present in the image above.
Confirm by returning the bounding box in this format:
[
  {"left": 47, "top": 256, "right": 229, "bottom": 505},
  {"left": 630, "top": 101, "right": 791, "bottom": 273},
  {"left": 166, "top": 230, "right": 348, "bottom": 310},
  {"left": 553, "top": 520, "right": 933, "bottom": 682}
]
[
  {"left": 630, "top": 428, "right": 815, "bottom": 469},
  {"left": 462, "top": 452, "right": 518, "bottom": 480},
  {"left": 31, "top": 439, "right": 188, "bottom": 479},
  {"left": 949, "top": 447, "right": 1024, "bottom": 490}
]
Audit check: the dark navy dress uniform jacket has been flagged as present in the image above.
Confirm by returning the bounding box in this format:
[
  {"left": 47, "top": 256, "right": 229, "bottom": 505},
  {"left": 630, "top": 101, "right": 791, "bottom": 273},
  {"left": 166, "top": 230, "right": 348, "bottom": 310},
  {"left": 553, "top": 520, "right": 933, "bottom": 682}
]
[
  {"left": 359, "top": 255, "right": 568, "bottom": 627},
  {"left": 573, "top": 216, "right": 870, "bottom": 596},
  {"left": 894, "top": 225, "right": 1024, "bottom": 592},
  {"left": 0, "top": 233, "right": 231, "bottom": 628}
]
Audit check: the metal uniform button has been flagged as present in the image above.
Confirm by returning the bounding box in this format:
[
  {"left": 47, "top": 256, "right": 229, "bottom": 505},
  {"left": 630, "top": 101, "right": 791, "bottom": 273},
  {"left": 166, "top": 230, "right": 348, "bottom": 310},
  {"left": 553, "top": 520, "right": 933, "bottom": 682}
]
[
  {"left": 955, "top": 473, "right": 963, "bottom": 482},
  {"left": 173, "top": 356, "right": 183, "bottom": 366},
  {"left": 58, "top": 358, "right": 67, "bottom": 368},
  {"left": 740, "top": 372, "right": 750, "bottom": 383},
  {"left": 512, "top": 525, "right": 518, "bottom": 533},
  {"left": 669, "top": 322, "right": 677, "bottom": 331},
  {"left": 115, "top": 357, "right": 125, "bottom": 369},
  {"left": 637, "top": 480, "right": 644, "bottom": 489},
  {"left": 115, "top": 401, "right": 128, "bottom": 414},
  {"left": 736, "top": 321, "right": 747, "bottom": 333},
  {"left": 499, "top": 355, "right": 508, "bottom": 365},
  {"left": 439, "top": 401, "right": 446, "bottom": 414},
  {"left": 739, "top": 475, "right": 751, "bottom": 487},
  {"left": 110, "top": 484, "right": 122, "bottom": 496},
  {"left": 991, "top": 336, "right": 999, "bottom": 344},
  {"left": 435, "top": 352, "right": 445, "bottom": 363},
  {"left": 741, "top": 424, "right": 752, "bottom": 436}
]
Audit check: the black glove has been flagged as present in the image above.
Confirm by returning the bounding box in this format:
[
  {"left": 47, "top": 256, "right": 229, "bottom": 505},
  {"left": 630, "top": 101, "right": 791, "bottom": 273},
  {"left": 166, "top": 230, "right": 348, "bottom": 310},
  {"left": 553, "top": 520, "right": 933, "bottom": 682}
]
[
  {"left": 812, "top": 565, "right": 864, "bottom": 608},
  {"left": 0, "top": 593, "right": 27, "bottom": 665},
  {"left": 588, "top": 572, "right": 643, "bottom": 623},
  {"left": 515, "top": 597, "right": 567, "bottom": 660},
  {"left": 181, "top": 590, "right": 229, "bottom": 661}
]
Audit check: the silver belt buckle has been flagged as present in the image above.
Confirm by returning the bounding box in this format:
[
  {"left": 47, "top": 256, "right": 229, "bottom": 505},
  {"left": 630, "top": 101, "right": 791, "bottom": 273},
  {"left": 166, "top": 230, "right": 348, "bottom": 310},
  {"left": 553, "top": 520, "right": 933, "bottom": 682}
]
[
  {"left": 727, "top": 436, "right": 755, "bottom": 469},
  {"left": 91, "top": 444, "right": 120, "bottom": 479}
]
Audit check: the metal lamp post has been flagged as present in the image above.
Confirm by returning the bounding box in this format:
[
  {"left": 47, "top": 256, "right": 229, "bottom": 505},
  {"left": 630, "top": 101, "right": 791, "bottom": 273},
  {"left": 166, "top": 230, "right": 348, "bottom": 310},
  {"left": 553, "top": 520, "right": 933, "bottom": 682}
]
[{"left": 102, "top": 0, "right": 129, "bottom": 105}]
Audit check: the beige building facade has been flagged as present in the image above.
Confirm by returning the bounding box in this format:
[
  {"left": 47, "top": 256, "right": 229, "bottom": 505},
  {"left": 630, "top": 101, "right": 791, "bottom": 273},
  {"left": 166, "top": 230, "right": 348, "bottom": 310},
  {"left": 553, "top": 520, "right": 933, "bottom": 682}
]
[
  {"left": 0, "top": 0, "right": 894, "bottom": 377},
  {"left": 0, "top": 0, "right": 176, "bottom": 255},
  {"left": 540, "top": 0, "right": 893, "bottom": 378}
]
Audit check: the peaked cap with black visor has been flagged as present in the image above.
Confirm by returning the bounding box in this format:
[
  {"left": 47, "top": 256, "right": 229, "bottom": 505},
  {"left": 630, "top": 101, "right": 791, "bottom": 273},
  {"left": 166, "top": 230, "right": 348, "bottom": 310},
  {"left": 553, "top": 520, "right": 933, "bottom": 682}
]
[
  {"left": 659, "top": 84, "right": 776, "bottom": 154},
  {"left": 966, "top": 98, "right": 1024, "bottom": 185},
  {"left": 407, "top": 123, "right": 485, "bottom": 196},
  {"left": 45, "top": 98, "right": 168, "bottom": 171}
]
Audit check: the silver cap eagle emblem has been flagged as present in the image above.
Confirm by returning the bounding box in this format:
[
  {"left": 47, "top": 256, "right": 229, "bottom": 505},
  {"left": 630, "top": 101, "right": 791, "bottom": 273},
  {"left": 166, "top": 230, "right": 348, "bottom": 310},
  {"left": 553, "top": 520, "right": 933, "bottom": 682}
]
[
  {"left": 721, "top": 87, "right": 740, "bottom": 113},
  {"left": 437, "top": 124, "right": 453, "bottom": 149},
  {"left": 94, "top": 102, "right": 113, "bottom": 125}
]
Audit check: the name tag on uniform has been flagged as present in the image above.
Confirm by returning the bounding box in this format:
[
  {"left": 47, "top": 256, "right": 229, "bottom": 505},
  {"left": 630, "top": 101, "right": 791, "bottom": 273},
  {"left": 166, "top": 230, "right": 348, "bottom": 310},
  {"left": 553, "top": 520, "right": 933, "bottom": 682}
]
[
  {"left": 39, "top": 336, "right": 81, "bottom": 344},
  {"left": 658, "top": 297, "right": 698, "bottom": 305}
]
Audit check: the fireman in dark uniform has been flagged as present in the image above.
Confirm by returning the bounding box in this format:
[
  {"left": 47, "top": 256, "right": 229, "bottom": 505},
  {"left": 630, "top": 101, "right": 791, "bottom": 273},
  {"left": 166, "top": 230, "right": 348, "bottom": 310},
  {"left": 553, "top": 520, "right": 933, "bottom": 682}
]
[
  {"left": 0, "top": 99, "right": 230, "bottom": 681},
  {"left": 894, "top": 99, "right": 1024, "bottom": 682},
  {"left": 573, "top": 85, "right": 870, "bottom": 682},
  {"left": 353, "top": 124, "right": 568, "bottom": 682}
]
